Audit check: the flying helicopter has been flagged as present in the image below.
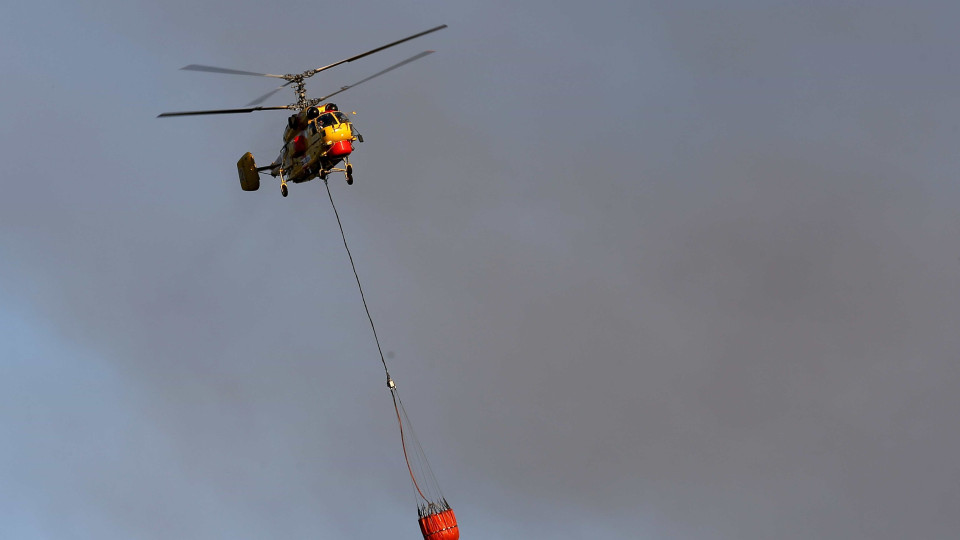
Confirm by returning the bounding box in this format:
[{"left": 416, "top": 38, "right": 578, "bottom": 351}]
[{"left": 159, "top": 24, "right": 446, "bottom": 197}]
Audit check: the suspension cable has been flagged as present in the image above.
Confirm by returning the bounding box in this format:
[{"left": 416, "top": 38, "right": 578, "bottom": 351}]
[
  {"left": 323, "top": 179, "right": 391, "bottom": 383},
  {"left": 391, "top": 388, "right": 430, "bottom": 502},
  {"left": 322, "top": 179, "right": 432, "bottom": 503}
]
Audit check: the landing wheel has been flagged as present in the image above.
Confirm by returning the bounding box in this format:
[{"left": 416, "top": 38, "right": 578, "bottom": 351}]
[
  {"left": 281, "top": 184, "right": 288, "bottom": 197},
  {"left": 346, "top": 164, "right": 354, "bottom": 185}
]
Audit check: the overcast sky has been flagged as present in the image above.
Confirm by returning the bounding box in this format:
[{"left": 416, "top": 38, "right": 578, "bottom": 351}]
[{"left": 2, "top": 1, "right": 960, "bottom": 539}]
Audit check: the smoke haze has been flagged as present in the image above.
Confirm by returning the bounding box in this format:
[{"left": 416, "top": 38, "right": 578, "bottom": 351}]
[{"left": 2, "top": 1, "right": 959, "bottom": 538}]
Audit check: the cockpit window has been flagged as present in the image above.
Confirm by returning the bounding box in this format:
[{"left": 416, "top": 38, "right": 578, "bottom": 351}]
[
  {"left": 317, "top": 113, "right": 337, "bottom": 128},
  {"left": 333, "top": 111, "right": 350, "bottom": 124}
]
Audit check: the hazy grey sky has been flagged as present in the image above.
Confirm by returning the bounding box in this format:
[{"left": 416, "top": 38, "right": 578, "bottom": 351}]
[{"left": 3, "top": 1, "right": 960, "bottom": 538}]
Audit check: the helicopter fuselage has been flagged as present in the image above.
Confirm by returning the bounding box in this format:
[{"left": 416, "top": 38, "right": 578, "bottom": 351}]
[{"left": 271, "top": 104, "right": 360, "bottom": 184}]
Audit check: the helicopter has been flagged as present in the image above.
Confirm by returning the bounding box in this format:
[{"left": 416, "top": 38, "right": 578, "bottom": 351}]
[{"left": 159, "top": 24, "right": 446, "bottom": 197}]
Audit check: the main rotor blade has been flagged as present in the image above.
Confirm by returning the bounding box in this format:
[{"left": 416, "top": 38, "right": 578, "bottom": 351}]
[
  {"left": 180, "top": 64, "right": 288, "bottom": 79},
  {"left": 246, "top": 80, "right": 295, "bottom": 106},
  {"left": 157, "top": 105, "right": 294, "bottom": 118},
  {"left": 305, "top": 24, "right": 446, "bottom": 78},
  {"left": 317, "top": 50, "right": 435, "bottom": 102}
]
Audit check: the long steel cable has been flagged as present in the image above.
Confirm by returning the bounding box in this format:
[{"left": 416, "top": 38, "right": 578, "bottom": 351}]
[
  {"left": 322, "top": 179, "right": 391, "bottom": 381},
  {"left": 322, "top": 179, "right": 434, "bottom": 503}
]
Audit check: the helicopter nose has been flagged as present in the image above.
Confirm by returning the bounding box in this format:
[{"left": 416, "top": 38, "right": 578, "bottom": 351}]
[{"left": 329, "top": 140, "right": 353, "bottom": 156}]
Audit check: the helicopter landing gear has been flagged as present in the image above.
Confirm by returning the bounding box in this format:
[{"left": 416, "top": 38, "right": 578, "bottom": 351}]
[
  {"left": 278, "top": 168, "right": 289, "bottom": 197},
  {"left": 346, "top": 163, "right": 354, "bottom": 185}
]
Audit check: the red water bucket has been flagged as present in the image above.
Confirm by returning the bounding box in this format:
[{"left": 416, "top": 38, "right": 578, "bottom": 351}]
[{"left": 418, "top": 508, "right": 459, "bottom": 540}]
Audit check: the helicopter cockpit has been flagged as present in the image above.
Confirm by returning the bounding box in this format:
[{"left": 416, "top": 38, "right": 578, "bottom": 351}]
[
  {"left": 314, "top": 111, "right": 351, "bottom": 130},
  {"left": 310, "top": 110, "right": 361, "bottom": 147}
]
